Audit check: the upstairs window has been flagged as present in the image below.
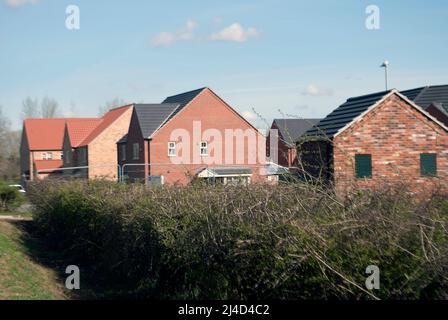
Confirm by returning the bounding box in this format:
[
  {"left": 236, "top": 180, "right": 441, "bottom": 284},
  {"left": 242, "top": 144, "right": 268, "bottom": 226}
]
[
  {"left": 200, "top": 141, "right": 208, "bottom": 156},
  {"left": 355, "top": 154, "right": 372, "bottom": 179},
  {"left": 43, "top": 152, "right": 53, "bottom": 160},
  {"left": 420, "top": 153, "right": 437, "bottom": 177},
  {"left": 168, "top": 142, "right": 176, "bottom": 157},
  {"left": 132, "top": 143, "right": 140, "bottom": 160}
]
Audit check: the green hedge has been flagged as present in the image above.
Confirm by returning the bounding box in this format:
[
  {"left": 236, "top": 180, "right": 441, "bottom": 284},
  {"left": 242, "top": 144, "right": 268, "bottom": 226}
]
[
  {"left": 28, "top": 180, "right": 448, "bottom": 299},
  {"left": 0, "top": 181, "right": 25, "bottom": 211}
]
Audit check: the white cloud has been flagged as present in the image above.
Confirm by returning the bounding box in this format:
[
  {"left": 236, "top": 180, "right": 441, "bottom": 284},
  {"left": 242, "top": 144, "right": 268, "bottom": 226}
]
[
  {"left": 209, "top": 23, "right": 259, "bottom": 42},
  {"left": 5, "top": 0, "right": 38, "bottom": 7},
  {"left": 241, "top": 110, "right": 257, "bottom": 120},
  {"left": 301, "top": 84, "right": 333, "bottom": 97},
  {"left": 151, "top": 20, "right": 197, "bottom": 47}
]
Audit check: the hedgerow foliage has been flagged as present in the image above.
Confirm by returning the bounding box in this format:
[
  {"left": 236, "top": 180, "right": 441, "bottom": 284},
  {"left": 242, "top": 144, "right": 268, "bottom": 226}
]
[
  {"left": 0, "top": 181, "right": 25, "bottom": 211},
  {"left": 28, "top": 180, "right": 448, "bottom": 299}
]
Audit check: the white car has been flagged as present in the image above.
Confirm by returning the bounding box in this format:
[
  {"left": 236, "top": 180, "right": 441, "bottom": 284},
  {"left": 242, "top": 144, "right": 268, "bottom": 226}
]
[{"left": 9, "top": 184, "right": 26, "bottom": 194}]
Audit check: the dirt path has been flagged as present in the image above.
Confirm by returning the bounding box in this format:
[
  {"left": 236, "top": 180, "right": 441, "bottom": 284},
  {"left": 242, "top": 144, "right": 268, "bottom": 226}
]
[{"left": 0, "top": 215, "right": 33, "bottom": 222}]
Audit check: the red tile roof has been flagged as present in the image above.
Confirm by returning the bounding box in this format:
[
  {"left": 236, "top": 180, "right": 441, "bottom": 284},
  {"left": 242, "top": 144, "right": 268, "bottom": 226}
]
[
  {"left": 24, "top": 118, "right": 71, "bottom": 151},
  {"left": 78, "top": 105, "right": 132, "bottom": 146},
  {"left": 34, "top": 160, "right": 64, "bottom": 172},
  {"left": 66, "top": 118, "right": 102, "bottom": 148},
  {"left": 24, "top": 105, "right": 132, "bottom": 151}
]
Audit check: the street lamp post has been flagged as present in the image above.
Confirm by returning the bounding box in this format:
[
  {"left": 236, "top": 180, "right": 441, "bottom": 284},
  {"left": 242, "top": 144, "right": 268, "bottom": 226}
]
[{"left": 380, "top": 60, "right": 389, "bottom": 91}]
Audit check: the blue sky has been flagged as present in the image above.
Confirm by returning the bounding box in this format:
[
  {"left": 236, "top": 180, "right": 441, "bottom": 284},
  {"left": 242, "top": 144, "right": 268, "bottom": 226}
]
[{"left": 1, "top": 0, "right": 447, "bottom": 129}]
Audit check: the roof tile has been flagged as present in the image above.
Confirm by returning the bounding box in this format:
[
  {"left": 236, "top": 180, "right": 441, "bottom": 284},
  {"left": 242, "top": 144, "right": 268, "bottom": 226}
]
[
  {"left": 78, "top": 105, "right": 132, "bottom": 146},
  {"left": 66, "top": 118, "right": 102, "bottom": 147},
  {"left": 24, "top": 118, "right": 73, "bottom": 151},
  {"left": 34, "top": 160, "right": 64, "bottom": 172}
]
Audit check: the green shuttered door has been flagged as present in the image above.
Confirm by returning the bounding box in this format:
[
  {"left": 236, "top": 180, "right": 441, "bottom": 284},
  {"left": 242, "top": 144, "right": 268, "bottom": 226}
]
[
  {"left": 420, "top": 154, "right": 437, "bottom": 177},
  {"left": 355, "top": 154, "right": 372, "bottom": 179}
]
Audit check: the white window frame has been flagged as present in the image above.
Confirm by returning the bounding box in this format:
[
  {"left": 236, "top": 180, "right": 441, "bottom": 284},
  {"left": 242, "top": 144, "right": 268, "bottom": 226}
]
[
  {"left": 168, "top": 142, "right": 176, "bottom": 157},
  {"left": 200, "top": 141, "right": 208, "bottom": 156},
  {"left": 132, "top": 143, "right": 140, "bottom": 160},
  {"left": 43, "top": 152, "right": 53, "bottom": 160}
]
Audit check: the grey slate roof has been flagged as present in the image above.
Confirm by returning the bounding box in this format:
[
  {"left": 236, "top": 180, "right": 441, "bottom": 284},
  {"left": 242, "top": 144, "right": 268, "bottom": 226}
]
[
  {"left": 210, "top": 167, "right": 252, "bottom": 176},
  {"left": 199, "top": 167, "right": 253, "bottom": 176},
  {"left": 305, "top": 90, "right": 391, "bottom": 138},
  {"left": 273, "top": 119, "right": 321, "bottom": 146},
  {"left": 406, "top": 85, "right": 448, "bottom": 112},
  {"left": 306, "top": 84, "right": 448, "bottom": 138},
  {"left": 134, "top": 103, "right": 180, "bottom": 139},
  {"left": 162, "top": 87, "right": 206, "bottom": 122},
  {"left": 116, "top": 88, "right": 207, "bottom": 143}
]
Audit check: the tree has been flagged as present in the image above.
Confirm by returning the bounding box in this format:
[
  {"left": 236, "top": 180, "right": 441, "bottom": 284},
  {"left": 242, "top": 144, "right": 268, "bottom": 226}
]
[
  {"left": 41, "top": 96, "right": 59, "bottom": 118},
  {"left": 98, "top": 98, "right": 126, "bottom": 116},
  {"left": 0, "top": 106, "right": 19, "bottom": 182},
  {"left": 0, "top": 106, "right": 11, "bottom": 148},
  {"left": 21, "top": 97, "right": 40, "bottom": 120},
  {"left": 21, "top": 96, "right": 60, "bottom": 120}
]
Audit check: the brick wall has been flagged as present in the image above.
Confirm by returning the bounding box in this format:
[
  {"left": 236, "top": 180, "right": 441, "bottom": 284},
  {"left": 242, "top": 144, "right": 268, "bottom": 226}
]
[
  {"left": 266, "top": 122, "right": 294, "bottom": 168},
  {"left": 87, "top": 108, "right": 133, "bottom": 180},
  {"left": 118, "top": 109, "right": 147, "bottom": 182},
  {"left": 149, "top": 89, "right": 266, "bottom": 185},
  {"left": 333, "top": 93, "right": 448, "bottom": 192}
]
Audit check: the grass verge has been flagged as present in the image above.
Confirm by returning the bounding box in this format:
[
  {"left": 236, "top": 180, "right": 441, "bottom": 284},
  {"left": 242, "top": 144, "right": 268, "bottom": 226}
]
[{"left": 0, "top": 221, "right": 67, "bottom": 300}]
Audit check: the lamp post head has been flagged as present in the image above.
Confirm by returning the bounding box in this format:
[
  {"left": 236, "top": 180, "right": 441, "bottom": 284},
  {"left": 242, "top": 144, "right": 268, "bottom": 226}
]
[{"left": 380, "top": 60, "right": 389, "bottom": 68}]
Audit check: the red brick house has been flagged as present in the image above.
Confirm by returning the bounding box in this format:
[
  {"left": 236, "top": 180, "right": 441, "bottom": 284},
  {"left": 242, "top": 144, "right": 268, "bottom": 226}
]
[
  {"left": 302, "top": 88, "right": 448, "bottom": 192},
  {"left": 266, "top": 119, "right": 320, "bottom": 169},
  {"left": 62, "top": 105, "right": 133, "bottom": 180},
  {"left": 20, "top": 119, "right": 68, "bottom": 182},
  {"left": 118, "top": 88, "right": 267, "bottom": 185},
  {"left": 61, "top": 118, "right": 102, "bottom": 177}
]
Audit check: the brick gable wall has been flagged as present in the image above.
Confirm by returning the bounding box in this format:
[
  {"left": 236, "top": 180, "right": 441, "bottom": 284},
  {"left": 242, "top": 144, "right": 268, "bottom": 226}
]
[
  {"left": 333, "top": 93, "right": 448, "bottom": 192},
  {"left": 87, "top": 108, "right": 133, "bottom": 180},
  {"left": 149, "top": 89, "right": 266, "bottom": 185}
]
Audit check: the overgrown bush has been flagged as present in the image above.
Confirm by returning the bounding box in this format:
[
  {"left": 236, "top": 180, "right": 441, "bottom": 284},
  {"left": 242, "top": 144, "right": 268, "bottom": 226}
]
[
  {"left": 0, "top": 181, "right": 25, "bottom": 211},
  {"left": 28, "top": 180, "right": 448, "bottom": 299}
]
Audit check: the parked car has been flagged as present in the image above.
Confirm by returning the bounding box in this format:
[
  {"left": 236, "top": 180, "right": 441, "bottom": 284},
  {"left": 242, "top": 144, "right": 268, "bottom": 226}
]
[{"left": 8, "top": 184, "right": 26, "bottom": 194}]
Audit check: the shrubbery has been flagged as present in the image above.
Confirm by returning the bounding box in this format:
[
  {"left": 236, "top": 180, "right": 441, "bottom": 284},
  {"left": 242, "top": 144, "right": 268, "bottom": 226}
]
[
  {"left": 28, "top": 180, "right": 448, "bottom": 299},
  {"left": 0, "top": 181, "right": 25, "bottom": 211}
]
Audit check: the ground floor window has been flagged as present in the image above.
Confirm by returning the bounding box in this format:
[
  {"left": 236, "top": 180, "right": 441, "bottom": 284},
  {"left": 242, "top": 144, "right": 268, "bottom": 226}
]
[
  {"left": 355, "top": 154, "right": 372, "bottom": 179},
  {"left": 420, "top": 153, "right": 437, "bottom": 177}
]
